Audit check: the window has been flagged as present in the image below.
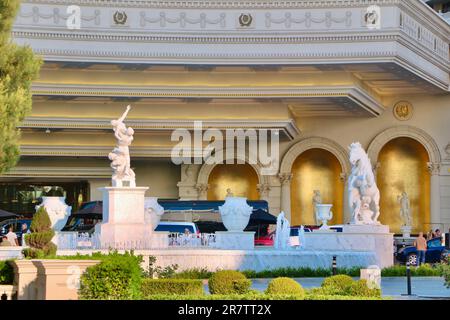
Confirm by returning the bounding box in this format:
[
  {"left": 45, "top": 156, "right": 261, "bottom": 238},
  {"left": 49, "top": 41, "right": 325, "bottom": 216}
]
[{"left": 0, "top": 182, "right": 89, "bottom": 217}]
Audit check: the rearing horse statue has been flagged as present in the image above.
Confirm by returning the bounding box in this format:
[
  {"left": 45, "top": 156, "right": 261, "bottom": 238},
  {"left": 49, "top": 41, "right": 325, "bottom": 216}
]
[{"left": 348, "top": 142, "right": 381, "bottom": 225}]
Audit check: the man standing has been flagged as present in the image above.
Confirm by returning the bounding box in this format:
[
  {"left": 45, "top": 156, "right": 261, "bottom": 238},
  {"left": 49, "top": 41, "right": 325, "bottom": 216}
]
[
  {"left": 20, "top": 223, "right": 31, "bottom": 246},
  {"left": 5, "top": 227, "right": 18, "bottom": 246},
  {"left": 414, "top": 232, "right": 427, "bottom": 266}
]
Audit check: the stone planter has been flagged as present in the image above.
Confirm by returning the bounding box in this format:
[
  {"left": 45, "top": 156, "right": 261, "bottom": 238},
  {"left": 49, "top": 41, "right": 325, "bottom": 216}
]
[
  {"left": 144, "top": 197, "right": 165, "bottom": 231},
  {"left": 12, "top": 259, "right": 100, "bottom": 300},
  {"left": 219, "top": 197, "right": 253, "bottom": 232}
]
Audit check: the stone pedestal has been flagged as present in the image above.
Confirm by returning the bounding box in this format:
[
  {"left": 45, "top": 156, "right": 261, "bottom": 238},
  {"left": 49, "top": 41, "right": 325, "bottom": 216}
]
[
  {"left": 401, "top": 225, "right": 412, "bottom": 238},
  {"left": 215, "top": 231, "right": 255, "bottom": 250},
  {"left": 12, "top": 259, "right": 100, "bottom": 300},
  {"left": 95, "top": 187, "right": 155, "bottom": 247},
  {"left": 304, "top": 224, "right": 394, "bottom": 268},
  {"left": 360, "top": 265, "right": 381, "bottom": 289}
]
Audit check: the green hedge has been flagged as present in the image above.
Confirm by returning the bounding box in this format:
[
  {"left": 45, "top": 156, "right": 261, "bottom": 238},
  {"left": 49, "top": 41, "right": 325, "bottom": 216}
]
[
  {"left": 141, "top": 279, "right": 204, "bottom": 296},
  {"left": 381, "top": 264, "right": 441, "bottom": 277},
  {"left": 208, "top": 270, "right": 251, "bottom": 295},
  {"left": 0, "top": 260, "right": 14, "bottom": 284},
  {"left": 172, "top": 268, "right": 213, "bottom": 280},
  {"left": 143, "top": 293, "right": 382, "bottom": 300},
  {"left": 242, "top": 267, "right": 361, "bottom": 279},
  {"left": 79, "top": 251, "right": 144, "bottom": 300}
]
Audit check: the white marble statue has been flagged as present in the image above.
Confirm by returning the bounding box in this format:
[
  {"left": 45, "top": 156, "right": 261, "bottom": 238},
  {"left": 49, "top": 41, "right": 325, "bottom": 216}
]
[
  {"left": 109, "top": 105, "right": 136, "bottom": 187},
  {"left": 398, "top": 192, "right": 412, "bottom": 226},
  {"left": 298, "top": 225, "right": 306, "bottom": 250},
  {"left": 348, "top": 142, "right": 381, "bottom": 225},
  {"left": 275, "top": 211, "right": 291, "bottom": 249},
  {"left": 312, "top": 190, "right": 322, "bottom": 225}
]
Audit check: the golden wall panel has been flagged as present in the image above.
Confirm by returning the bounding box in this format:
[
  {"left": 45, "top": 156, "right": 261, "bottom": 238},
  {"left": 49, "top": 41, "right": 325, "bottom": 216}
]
[
  {"left": 207, "top": 164, "right": 259, "bottom": 201},
  {"left": 290, "top": 149, "right": 344, "bottom": 226},
  {"left": 377, "top": 137, "right": 430, "bottom": 234}
]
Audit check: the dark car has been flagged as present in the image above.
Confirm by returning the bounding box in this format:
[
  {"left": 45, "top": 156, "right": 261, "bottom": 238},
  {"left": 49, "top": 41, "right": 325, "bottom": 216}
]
[{"left": 396, "top": 237, "right": 448, "bottom": 266}]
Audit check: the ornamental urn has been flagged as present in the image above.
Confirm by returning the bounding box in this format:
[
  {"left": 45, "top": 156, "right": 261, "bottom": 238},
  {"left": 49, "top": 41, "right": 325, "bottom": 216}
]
[
  {"left": 144, "top": 197, "right": 165, "bottom": 230},
  {"left": 219, "top": 197, "right": 253, "bottom": 232},
  {"left": 316, "top": 204, "right": 333, "bottom": 230},
  {"left": 35, "top": 197, "right": 72, "bottom": 231}
]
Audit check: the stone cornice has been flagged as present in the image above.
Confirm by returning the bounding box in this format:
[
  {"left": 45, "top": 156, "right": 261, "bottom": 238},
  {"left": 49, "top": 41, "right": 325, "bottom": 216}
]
[
  {"left": 20, "top": 118, "right": 301, "bottom": 140},
  {"left": 0, "top": 166, "right": 111, "bottom": 178},
  {"left": 18, "top": 145, "right": 178, "bottom": 158},
  {"left": 30, "top": 85, "right": 384, "bottom": 116}
]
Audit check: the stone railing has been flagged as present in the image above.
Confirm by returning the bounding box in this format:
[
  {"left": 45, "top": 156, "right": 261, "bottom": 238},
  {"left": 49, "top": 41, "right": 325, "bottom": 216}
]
[
  {"left": 168, "top": 233, "right": 217, "bottom": 248},
  {"left": 56, "top": 231, "right": 170, "bottom": 250}
]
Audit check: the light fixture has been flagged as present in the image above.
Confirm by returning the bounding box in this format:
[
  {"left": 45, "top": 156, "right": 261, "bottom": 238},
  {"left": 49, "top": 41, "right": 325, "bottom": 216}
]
[{"left": 45, "top": 128, "right": 51, "bottom": 134}]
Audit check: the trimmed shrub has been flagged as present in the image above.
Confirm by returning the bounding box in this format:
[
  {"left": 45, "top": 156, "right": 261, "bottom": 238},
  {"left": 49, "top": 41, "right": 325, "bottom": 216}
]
[
  {"left": 23, "top": 206, "right": 56, "bottom": 258},
  {"left": 320, "top": 275, "right": 354, "bottom": 295},
  {"left": 79, "top": 251, "right": 144, "bottom": 300},
  {"left": 141, "top": 279, "right": 204, "bottom": 296},
  {"left": 208, "top": 270, "right": 251, "bottom": 295},
  {"left": 0, "top": 260, "right": 14, "bottom": 284},
  {"left": 348, "top": 279, "right": 381, "bottom": 298},
  {"left": 265, "top": 277, "right": 305, "bottom": 298}
]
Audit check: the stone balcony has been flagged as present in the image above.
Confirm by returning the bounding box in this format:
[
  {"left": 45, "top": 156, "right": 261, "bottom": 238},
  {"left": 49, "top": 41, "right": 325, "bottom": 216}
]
[{"left": 12, "top": 1, "right": 450, "bottom": 91}]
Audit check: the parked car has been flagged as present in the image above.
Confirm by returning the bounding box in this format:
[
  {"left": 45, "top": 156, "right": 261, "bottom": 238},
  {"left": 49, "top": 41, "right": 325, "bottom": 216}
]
[
  {"left": 155, "top": 221, "right": 199, "bottom": 234},
  {"left": 396, "top": 237, "right": 448, "bottom": 266},
  {"left": 0, "top": 218, "right": 32, "bottom": 237}
]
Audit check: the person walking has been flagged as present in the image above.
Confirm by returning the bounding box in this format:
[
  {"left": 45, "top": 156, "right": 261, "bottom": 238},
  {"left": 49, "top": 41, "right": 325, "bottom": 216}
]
[
  {"left": 5, "top": 227, "right": 18, "bottom": 246},
  {"left": 414, "top": 232, "right": 427, "bottom": 266}
]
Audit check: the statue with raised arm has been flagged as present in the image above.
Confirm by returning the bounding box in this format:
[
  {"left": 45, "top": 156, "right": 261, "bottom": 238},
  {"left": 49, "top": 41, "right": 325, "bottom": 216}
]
[
  {"left": 109, "top": 105, "right": 136, "bottom": 187},
  {"left": 348, "top": 142, "right": 381, "bottom": 225}
]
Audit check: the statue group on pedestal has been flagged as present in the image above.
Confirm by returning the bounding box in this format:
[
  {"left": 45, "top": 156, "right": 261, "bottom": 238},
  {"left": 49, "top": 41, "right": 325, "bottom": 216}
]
[
  {"left": 348, "top": 142, "right": 381, "bottom": 225},
  {"left": 109, "top": 105, "right": 136, "bottom": 187}
]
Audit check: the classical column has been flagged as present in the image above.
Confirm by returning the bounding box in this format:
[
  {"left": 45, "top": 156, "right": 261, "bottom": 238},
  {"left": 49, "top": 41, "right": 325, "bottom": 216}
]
[
  {"left": 195, "top": 183, "right": 209, "bottom": 200},
  {"left": 427, "top": 162, "right": 441, "bottom": 229},
  {"left": 340, "top": 172, "right": 351, "bottom": 224},
  {"left": 278, "top": 173, "right": 293, "bottom": 222},
  {"left": 256, "top": 183, "right": 271, "bottom": 202}
]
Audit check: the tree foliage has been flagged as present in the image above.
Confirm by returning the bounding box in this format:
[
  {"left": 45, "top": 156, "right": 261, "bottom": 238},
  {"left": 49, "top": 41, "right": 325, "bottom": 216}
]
[{"left": 0, "top": 0, "right": 42, "bottom": 174}]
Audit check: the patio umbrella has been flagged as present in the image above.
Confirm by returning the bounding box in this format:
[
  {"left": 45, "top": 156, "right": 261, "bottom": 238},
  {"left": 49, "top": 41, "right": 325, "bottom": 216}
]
[
  {"left": 73, "top": 201, "right": 102, "bottom": 216},
  {"left": 249, "top": 209, "right": 277, "bottom": 225},
  {"left": 0, "top": 209, "right": 18, "bottom": 219}
]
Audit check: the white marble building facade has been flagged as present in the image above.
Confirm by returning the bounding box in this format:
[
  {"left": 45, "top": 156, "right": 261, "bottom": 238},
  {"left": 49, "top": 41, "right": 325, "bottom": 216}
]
[{"left": 1, "top": 0, "right": 449, "bottom": 233}]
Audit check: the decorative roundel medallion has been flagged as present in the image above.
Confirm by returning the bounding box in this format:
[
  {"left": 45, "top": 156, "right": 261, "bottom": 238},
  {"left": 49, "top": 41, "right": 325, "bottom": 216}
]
[
  {"left": 239, "top": 13, "right": 253, "bottom": 27},
  {"left": 113, "top": 11, "right": 128, "bottom": 25},
  {"left": 393, "top": 101, "right": 413, "bottom": 121}
]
